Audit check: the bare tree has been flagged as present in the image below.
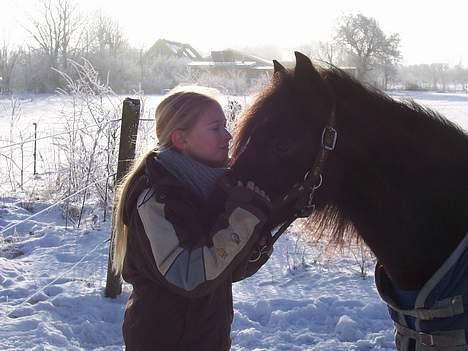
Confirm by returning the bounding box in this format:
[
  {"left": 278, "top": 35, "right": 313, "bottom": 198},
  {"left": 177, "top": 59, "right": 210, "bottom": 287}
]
[
  {"left": 81, "top": 12, "right": 127, "bottom": 57},
  {"left": 0, "top": 43, "right": 19, "bottom": 94},
  {"left": 95, "top": 14, "right": 126, "bottom": 55},
  {"left": 428, "top": 63, "right": 449, "bottom": 91},
  {"left": 316, "top": 41, "right": 345, "bottom": 66},
  {"left": 451, "top": 64, "right": 468, "bottom": 92},
  {"left": 26, "top": 0, "right": 82, "bottom": 70},
  {"left": 335, "top": 13, "right": 401, "bottom": 80},
  {"left": 379, "top": 62, "right": 398, "bottom": 90},
  {"left": 398, "top": 63, "right": 468, "bottom": 92}
]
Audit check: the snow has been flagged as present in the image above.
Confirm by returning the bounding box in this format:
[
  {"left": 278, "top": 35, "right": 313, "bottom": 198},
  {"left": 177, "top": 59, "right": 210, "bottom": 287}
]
[
  {"left": 0, "top": 91, "right": 467, "bottom": 350},
  {"left": 335, "top": 315, "right": 359, "bottom": 342}
]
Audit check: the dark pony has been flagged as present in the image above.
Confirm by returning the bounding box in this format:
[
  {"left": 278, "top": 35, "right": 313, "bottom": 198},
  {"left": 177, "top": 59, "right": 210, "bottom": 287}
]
[{"left": 228, "top": 52, "right": 468, "bottom": 291}]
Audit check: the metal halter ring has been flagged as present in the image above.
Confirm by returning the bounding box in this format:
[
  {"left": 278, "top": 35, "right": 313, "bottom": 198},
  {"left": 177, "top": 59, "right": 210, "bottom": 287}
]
[
  {"left": 248, "top": 245, "right": 270, "bottom": 262},
  {"left": 305, "top": 175, "right": 322, "bottom": 209},
  {"left": 305, "top": 198, "right": 316, "bottom": 211},
  {"left": 313, "top": 174, "right": 323, "bottom": 190}
]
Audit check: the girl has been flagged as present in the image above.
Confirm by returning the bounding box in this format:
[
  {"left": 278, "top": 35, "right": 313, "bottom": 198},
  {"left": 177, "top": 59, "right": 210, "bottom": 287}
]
[{"left": 112, "top": 90, "right": 273, "bottom": 350}]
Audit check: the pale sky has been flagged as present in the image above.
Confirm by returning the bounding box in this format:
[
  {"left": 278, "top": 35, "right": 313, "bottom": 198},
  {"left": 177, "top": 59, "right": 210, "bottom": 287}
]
[{"left": 1, "top": 0, "right": 468, "bottom": 66}]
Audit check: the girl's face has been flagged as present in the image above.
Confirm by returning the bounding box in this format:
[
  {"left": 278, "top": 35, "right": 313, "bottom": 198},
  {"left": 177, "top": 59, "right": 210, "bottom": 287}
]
[{"left": 178, "top": 103, "right": 232, "bottom": 166}]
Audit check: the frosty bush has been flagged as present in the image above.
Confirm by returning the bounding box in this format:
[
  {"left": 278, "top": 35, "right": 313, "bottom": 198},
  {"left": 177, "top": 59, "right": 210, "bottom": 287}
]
[
  {"left": 0, "top": 96, "right": 29, "bottom": 192},
  {"left": 140, "top": 55, "right": 191, "bottom": 93},
  {"left": 195, "top": 70, "right": 248, "bottom": 96},
  {"left": 348, "top": 241, "right": 375, "bottom": 279},
  {"left": 223, "top": 97, "right": 243, "bottom": 134},
  {"left": 52, "top": 58, "right": 121, "bottom": 227}
]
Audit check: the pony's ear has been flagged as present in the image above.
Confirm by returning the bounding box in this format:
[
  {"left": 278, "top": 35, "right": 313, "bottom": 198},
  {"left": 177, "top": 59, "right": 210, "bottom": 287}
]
[
  {"left": 273, "top": 60, "right": 287, "bottom": 81},
  {"left": 294, "top": 51, "right": 333, "bottom": 110},
  {"left": 294, "top": 51, "right": 321, "bottom": 83},
  {"left": 273, "top": 60, "right": 287, "bottom": 75}
]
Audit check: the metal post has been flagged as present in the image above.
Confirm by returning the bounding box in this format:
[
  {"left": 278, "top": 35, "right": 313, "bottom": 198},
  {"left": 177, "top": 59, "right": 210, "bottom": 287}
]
[
  {"left": 105, "top": 98, "right": 141, "bottom": 298},
  {"left": 20, "top": 143, "right": 24, "bottom": 189},
  {"left": 33, "top": 123, "right": 37, "bottom": 176}
]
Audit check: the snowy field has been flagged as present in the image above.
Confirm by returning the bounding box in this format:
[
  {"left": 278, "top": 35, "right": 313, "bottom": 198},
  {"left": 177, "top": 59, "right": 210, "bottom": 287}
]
[{"left": 0, "top": 91, "right": 467, "bottom": 350}]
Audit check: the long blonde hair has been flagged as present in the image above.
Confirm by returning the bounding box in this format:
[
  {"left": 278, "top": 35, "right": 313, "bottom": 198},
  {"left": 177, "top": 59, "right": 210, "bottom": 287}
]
[{"left": 112, "top": 89, "right": 221, "bottom": 274}]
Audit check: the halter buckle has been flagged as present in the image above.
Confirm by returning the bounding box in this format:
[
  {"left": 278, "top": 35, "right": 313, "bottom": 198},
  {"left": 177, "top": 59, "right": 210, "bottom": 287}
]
[
  {"left": 322, "top": 127, "right": 337, "bottom": 151},
  {"left": 419, "top": 332, "right": 434, "bottom": 346}
]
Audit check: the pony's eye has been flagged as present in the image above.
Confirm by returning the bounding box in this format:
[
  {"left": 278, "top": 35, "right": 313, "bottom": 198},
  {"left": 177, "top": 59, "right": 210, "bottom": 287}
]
[{"left": 275, "top": 140, "right": 291, "bottom": 154}]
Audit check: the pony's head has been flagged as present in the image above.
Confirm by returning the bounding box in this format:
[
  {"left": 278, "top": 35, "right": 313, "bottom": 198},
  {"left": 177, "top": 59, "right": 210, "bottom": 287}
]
[
  {"left": 229, "top": 52, "right": 468, "bottom": 291},
  {"left": 229, "top": 52, "right": 338, "bottom": 222}
]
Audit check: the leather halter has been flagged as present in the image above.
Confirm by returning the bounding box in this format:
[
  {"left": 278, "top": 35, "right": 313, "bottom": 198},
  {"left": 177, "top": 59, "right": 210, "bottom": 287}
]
[
  {"left": 223, "top": 102, "right": 338, "bottom": 261},
  {"left": 269, "top": 104, "right": 338, "bottom": 245}
]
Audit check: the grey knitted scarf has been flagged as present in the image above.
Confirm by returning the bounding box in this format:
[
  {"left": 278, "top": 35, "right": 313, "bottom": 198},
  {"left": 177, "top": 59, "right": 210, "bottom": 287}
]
[{"left": 157, "top": 147, "right": 227, "bottom": 199}]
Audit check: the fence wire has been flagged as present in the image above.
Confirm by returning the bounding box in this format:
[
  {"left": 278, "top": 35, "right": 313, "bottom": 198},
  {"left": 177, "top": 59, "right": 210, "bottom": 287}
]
[
  {"left": 0, "top": 118, "right": 122, "bottom": 151},
  {"left": 0, "top": 173, "right": 116, "bottom": 236},
  {"left": 2, "top": 236, "right": 110, "bottom": 318}
]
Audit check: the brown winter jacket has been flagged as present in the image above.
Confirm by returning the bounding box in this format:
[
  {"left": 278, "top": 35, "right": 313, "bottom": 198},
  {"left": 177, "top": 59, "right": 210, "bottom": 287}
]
[{"left": 121, "top": 154, "right": 272, "bottom": 351}]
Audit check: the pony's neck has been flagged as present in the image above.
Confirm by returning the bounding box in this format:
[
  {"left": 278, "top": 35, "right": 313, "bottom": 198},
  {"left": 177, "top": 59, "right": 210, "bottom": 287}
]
[{"left": 331, "top": 88, "right": 468, "bottom": 290}]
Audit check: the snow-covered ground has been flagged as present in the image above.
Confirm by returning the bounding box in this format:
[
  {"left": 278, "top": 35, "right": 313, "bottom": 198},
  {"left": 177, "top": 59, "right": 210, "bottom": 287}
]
[{"left": 0, "top": 91, "right": 467, "bottom": 350}]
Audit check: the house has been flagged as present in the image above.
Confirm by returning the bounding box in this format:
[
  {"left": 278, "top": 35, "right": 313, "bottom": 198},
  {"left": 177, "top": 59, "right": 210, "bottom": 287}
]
[
  {"left": 145, "top": 39, "right": 203, "bottom": 60},
  {"left": 279, "top": 60, "right": 358, "bottom": 79},
  {"left": 188, "top": 49, "right": 273, "bottom": 84},
  {"left": 188, "top": 49, "right": 357, "bottom": 83},
  {"left": 143, "top": 40, "right": 358, "bottom": 93},
  {"left": 337, "top": 66, "right": 358, "bottom": 79}
]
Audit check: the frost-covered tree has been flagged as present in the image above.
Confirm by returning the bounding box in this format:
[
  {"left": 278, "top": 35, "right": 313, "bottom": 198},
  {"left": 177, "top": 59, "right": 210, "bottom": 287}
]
[
  {"left": 26, "top": 0, "right": 82, "bottom": 70},
  {"left": 81, "top": 12, "right": 127, "bottom": 57},
  {"left": 80, "top": 12, "right": 136, "bottom": 93},
  {"left": 335, "top": 13, "right": 401, "bottom": 80},
  {"left": 0, "top": 43, "right": 19, "bottom": 94},
  {"left": 140, "top": 55, "right": 190, "bottom": 93},
  {"left": 451, "top": 64, "right": 468, "bottom": 92},
  {"left": 25, "top": 0, "right": 82, "bottom": 90},
  {"left": 316, "top": 41, "right": 346, "bottom": 66}
]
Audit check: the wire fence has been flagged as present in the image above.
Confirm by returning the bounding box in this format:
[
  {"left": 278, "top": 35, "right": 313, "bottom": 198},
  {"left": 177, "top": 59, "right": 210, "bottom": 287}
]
[
  {"left": 0, "top": 171, "right": 119, "bottom": 318},
  {"left": 1, "top": 173, "right": 116, "bottom": 236},
  {"left": 2, "top": 237, "right": 110, "bottom": 318},
  {"left": 0, "top": 119, "right": 122, "bottom": 151},
  {"left": 0, "top": 94, "right": 250, "bottom": 327},
  {"left": 0, "top": 106, "right": 124, "bottom": 309},
  {"left": 0, "top": 93, "right": 157, "bottom": 317},
  {"left": 0, "top": 111, "right": 123, "bottom": 197}
]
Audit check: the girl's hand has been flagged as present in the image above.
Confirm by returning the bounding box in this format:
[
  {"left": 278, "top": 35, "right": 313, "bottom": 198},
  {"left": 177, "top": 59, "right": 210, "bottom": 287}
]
[{"left": 238, "top": 180, "right": 270, "bottom": 202}]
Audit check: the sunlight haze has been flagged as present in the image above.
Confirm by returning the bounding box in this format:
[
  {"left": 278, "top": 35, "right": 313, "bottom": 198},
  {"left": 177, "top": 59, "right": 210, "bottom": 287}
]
[{"left": 1, "top": 0, "right": 467, "bottom": 66}]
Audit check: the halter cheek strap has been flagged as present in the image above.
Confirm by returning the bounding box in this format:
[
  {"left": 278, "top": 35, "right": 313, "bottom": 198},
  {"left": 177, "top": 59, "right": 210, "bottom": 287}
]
[
  {"left": 269, "top": 104, "right": 338, "bottom": 245},
  {"left": 224, "top": 102, "right": 338, "bottom": 247}
]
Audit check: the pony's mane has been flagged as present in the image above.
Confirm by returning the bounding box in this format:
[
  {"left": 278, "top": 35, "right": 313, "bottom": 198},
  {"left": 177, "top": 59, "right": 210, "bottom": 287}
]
[
  {"left": 230, "top": 74, "right": 292, "bottom": 164},
  {"left": 323, "top": 65, "right": 466, "bottom": 136},
  {"left": 320, "top": 65, "right": 468, "bottom": 246},
  {"left": 231, "top": 64, "right": 468, "bottom": 248}
]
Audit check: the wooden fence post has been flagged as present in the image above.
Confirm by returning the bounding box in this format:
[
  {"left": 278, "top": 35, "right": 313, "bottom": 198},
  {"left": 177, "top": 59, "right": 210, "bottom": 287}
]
[{"left": 105, "top": 98, "right": 141, "bottom": 298}]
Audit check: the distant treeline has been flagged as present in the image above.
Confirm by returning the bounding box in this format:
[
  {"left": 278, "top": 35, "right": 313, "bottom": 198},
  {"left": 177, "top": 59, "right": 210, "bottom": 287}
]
[{"left": 1, "top": 2, "right": 467, "bottom": 95}]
